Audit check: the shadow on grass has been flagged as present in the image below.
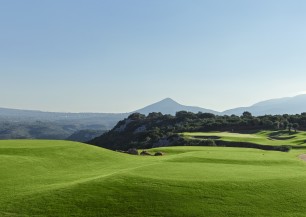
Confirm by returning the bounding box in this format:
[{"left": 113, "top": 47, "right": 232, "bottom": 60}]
[{"left": 269, "top": 130, "right": 297, "bottom": 140}]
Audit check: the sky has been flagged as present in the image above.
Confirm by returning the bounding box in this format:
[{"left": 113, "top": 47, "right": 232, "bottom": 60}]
[{"left": 1, "top": 0, "right": 306, "bottom": 113}]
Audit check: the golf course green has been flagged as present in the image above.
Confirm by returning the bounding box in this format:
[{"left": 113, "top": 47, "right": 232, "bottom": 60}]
[
  {"left": 1, "top": 138, "right": 306, "bottom": 216},
  {"left": 183, "top": 130, "right": 306, "bottom": 147}
]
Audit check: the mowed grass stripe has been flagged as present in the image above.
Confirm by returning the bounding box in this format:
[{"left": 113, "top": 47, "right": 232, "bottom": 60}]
[
  {"left": 182, "top": 130, "right": 306, "bottom": 147},
  {"left": 1, "top": 140, "right": 306, "bottom": 216}
]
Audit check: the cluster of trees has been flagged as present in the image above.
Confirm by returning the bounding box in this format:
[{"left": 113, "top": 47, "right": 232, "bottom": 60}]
[
  {"left": 89, "top": 111, "right": 306, "bottom": 151},
  {"left": 173, "top": 111, "right": 303, "bottom": 132}
]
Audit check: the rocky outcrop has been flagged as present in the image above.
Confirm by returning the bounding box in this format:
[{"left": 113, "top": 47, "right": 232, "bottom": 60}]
[{"left": 114, "top": 119, "right": 133, "bottom": 132}]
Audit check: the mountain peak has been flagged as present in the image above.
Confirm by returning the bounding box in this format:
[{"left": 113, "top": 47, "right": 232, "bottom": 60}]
[
  {"left": 134, "top": 98, "right": 219, "bottom": 115},
  {"left": 162, "top": 97, "right": 173, "bottom": 101},
  {"left": 159, "top": 98, "right": 179, "bottom": 104}
]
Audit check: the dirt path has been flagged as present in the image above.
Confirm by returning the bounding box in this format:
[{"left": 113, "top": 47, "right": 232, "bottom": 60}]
[{"left": 299, "top": 154, "right": 306, "bottom": 161}]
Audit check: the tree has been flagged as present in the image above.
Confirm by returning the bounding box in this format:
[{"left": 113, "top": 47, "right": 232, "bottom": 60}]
[
  {"left": 128, "top": 113, "right": 145, "bottom": 120},
  {"left": 283, "top": 120, "right": 289, "bottom": 130},
  {"left": 288, "top": 123, "right": 293, "bottom": 132},
  {"left": 293, "top": 123, "right": 299, "bottom": 132},
  {"left": 242, "top": 111, "right": 252, "bottom": 118},
  {"left": 263, "top": 120, "right": 274, "bottom": 129},
  {"left": 198, "top": 112, "right": 215, "bottom": 119},
  {"left": 273, "top": 121, "right": 280, "bottom": 130},
  {"left": 175, "top": 111, "right": 196, "bottom": 120},
  {"left": 147, "top": 112, "right": 163, "bottom": 119}
]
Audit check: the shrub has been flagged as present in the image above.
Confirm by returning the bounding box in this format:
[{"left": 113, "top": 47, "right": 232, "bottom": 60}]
[{"left": 277, "top": 145, "right": 292, "bottom": 152}]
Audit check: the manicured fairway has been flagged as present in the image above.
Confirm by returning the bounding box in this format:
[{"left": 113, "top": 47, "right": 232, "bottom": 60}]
[
  {"left": 183, "top": 130, "right": 306, "bottom": 147},
  {"left": 1, "top": 140, "right": 306, "bottom": 216}
]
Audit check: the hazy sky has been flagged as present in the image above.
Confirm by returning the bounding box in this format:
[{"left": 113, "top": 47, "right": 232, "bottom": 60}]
[{"left": 1, "top": 0, "right": 306, "bottom": 113}]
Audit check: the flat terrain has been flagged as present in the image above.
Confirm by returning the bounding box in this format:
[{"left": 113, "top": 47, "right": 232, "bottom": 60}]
[
  {"left": 1, "top": 140, "right": 306, "bottom": 216},
  {"left": 183, "top": 130, "right": 306, "bottom": 147}
]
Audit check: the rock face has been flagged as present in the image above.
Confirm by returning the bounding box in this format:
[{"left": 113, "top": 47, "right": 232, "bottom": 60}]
[{"left": 114, "top": 119, "right": 134, "bottom": 132}]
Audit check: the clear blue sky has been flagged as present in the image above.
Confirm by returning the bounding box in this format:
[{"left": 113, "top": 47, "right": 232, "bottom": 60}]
[{"left": 1, "top": 0, "right": 306, "bottom": 112}]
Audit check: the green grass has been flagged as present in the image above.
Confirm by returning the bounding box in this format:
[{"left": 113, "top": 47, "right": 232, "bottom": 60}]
[
  {"left": 182, "top": 130, "right": 306, "bottom": 147},
  {"left": 2, "top": 140, "right": 306, "bottom": 216}
]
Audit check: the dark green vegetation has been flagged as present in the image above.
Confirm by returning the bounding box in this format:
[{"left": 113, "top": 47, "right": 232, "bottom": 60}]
[
  {"left": 67, "top": 129, "right": 105, "bottom": 142},
  {"left": 2, "top": 140, "right": 306, "bottom": 217},
  {"left": 90, "top": 111, "right": 306, "bottom": 151}
]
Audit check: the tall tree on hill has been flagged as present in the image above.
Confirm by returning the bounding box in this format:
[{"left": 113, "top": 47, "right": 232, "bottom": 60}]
[
  {"left": 273, "top": 121, "right": 280, "bottom": 130},
  {"left": 293, "top": 123, "right": 299, "bottom": 132},
  {"left": 283, "top": 120, "right": 289, "bottom": 130},
  {"left": 242, "top": 111, "right": 252, "bottom": 118}
]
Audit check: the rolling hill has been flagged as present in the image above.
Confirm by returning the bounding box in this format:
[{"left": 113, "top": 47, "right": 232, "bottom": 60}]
[
  {"left": 223, "top": 94, "right": 306, "bottom": 115},
  {"left": 89, "top": 110, "right": 306, "bottom": 152},
  {"left": 2, "top": 140, "right": 306, "bottom": 216}
]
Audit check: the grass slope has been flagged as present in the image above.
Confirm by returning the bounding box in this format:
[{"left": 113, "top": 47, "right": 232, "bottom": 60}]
[
  {"left": 1, "top": 140, "right": 306, "bottom": 216},
  {"left": 183, "top": 130, "right": 306, "bottom": 147}
]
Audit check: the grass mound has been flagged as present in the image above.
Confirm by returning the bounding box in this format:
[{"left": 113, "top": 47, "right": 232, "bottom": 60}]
[{"left": 1, "top": 140, "right": 306, "bottom": 216}]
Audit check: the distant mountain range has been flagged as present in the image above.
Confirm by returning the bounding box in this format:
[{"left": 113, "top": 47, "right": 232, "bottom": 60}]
[
  {"left": 0, "top": 108, "right": 127, "bottom": 140},
  {"left": 135, "top": 94, "right": 306, "bottom": 116},
  {"left": 1, "top": 94, "right": 305, "bottom": 140},
  {"left": 140, "top": 94, "right": 306, "bottom": 116},
  {"left": 0, "top": 107, "right": 127, "bottom": 129},
  {"left": 1, "top": 94, "right": 306, "bottom": 122},
  {"left": 223, "top": 94, "right": 306, "bottom": 116}
]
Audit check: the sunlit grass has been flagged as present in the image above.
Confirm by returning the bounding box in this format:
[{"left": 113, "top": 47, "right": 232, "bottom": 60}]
[
  {"left": 182, "top": 130, "right": 306, "bottom": 146},
  {"left": 1, "top": 140, "right": 306, "bottom": 216}
]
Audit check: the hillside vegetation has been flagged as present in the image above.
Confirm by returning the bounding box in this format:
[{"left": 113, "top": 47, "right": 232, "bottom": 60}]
[
  {"left": 66, "top": 129, "right": 105, "bottom": 142},
  {"left": 90, "top": 111, "right": 306, "bottom": 151},
  {"left": 2, "top": 140, "right": 306, "bottom": 216}
]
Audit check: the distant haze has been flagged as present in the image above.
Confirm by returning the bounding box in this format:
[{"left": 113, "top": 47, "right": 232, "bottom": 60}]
[
  {"left": 1, "top": 0, "right": 306, "bottom": 112},
  {"left": 1, "top": 94, "right": 305, "bottom": 140},
  {"left": 1, "top": 94, "right": 306, "bottom": 117}
]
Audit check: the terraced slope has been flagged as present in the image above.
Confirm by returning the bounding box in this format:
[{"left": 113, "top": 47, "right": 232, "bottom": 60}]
[
  {"left": 183, "top": 130, "right": 306, "bottom": 147},
  {"left": 1, "top": 140, "right": 306, "bottom": 216}
]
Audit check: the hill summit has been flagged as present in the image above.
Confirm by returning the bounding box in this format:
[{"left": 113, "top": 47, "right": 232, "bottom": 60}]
[{"left": 135, "top": 98, "right": 219, "bottom": 115}]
